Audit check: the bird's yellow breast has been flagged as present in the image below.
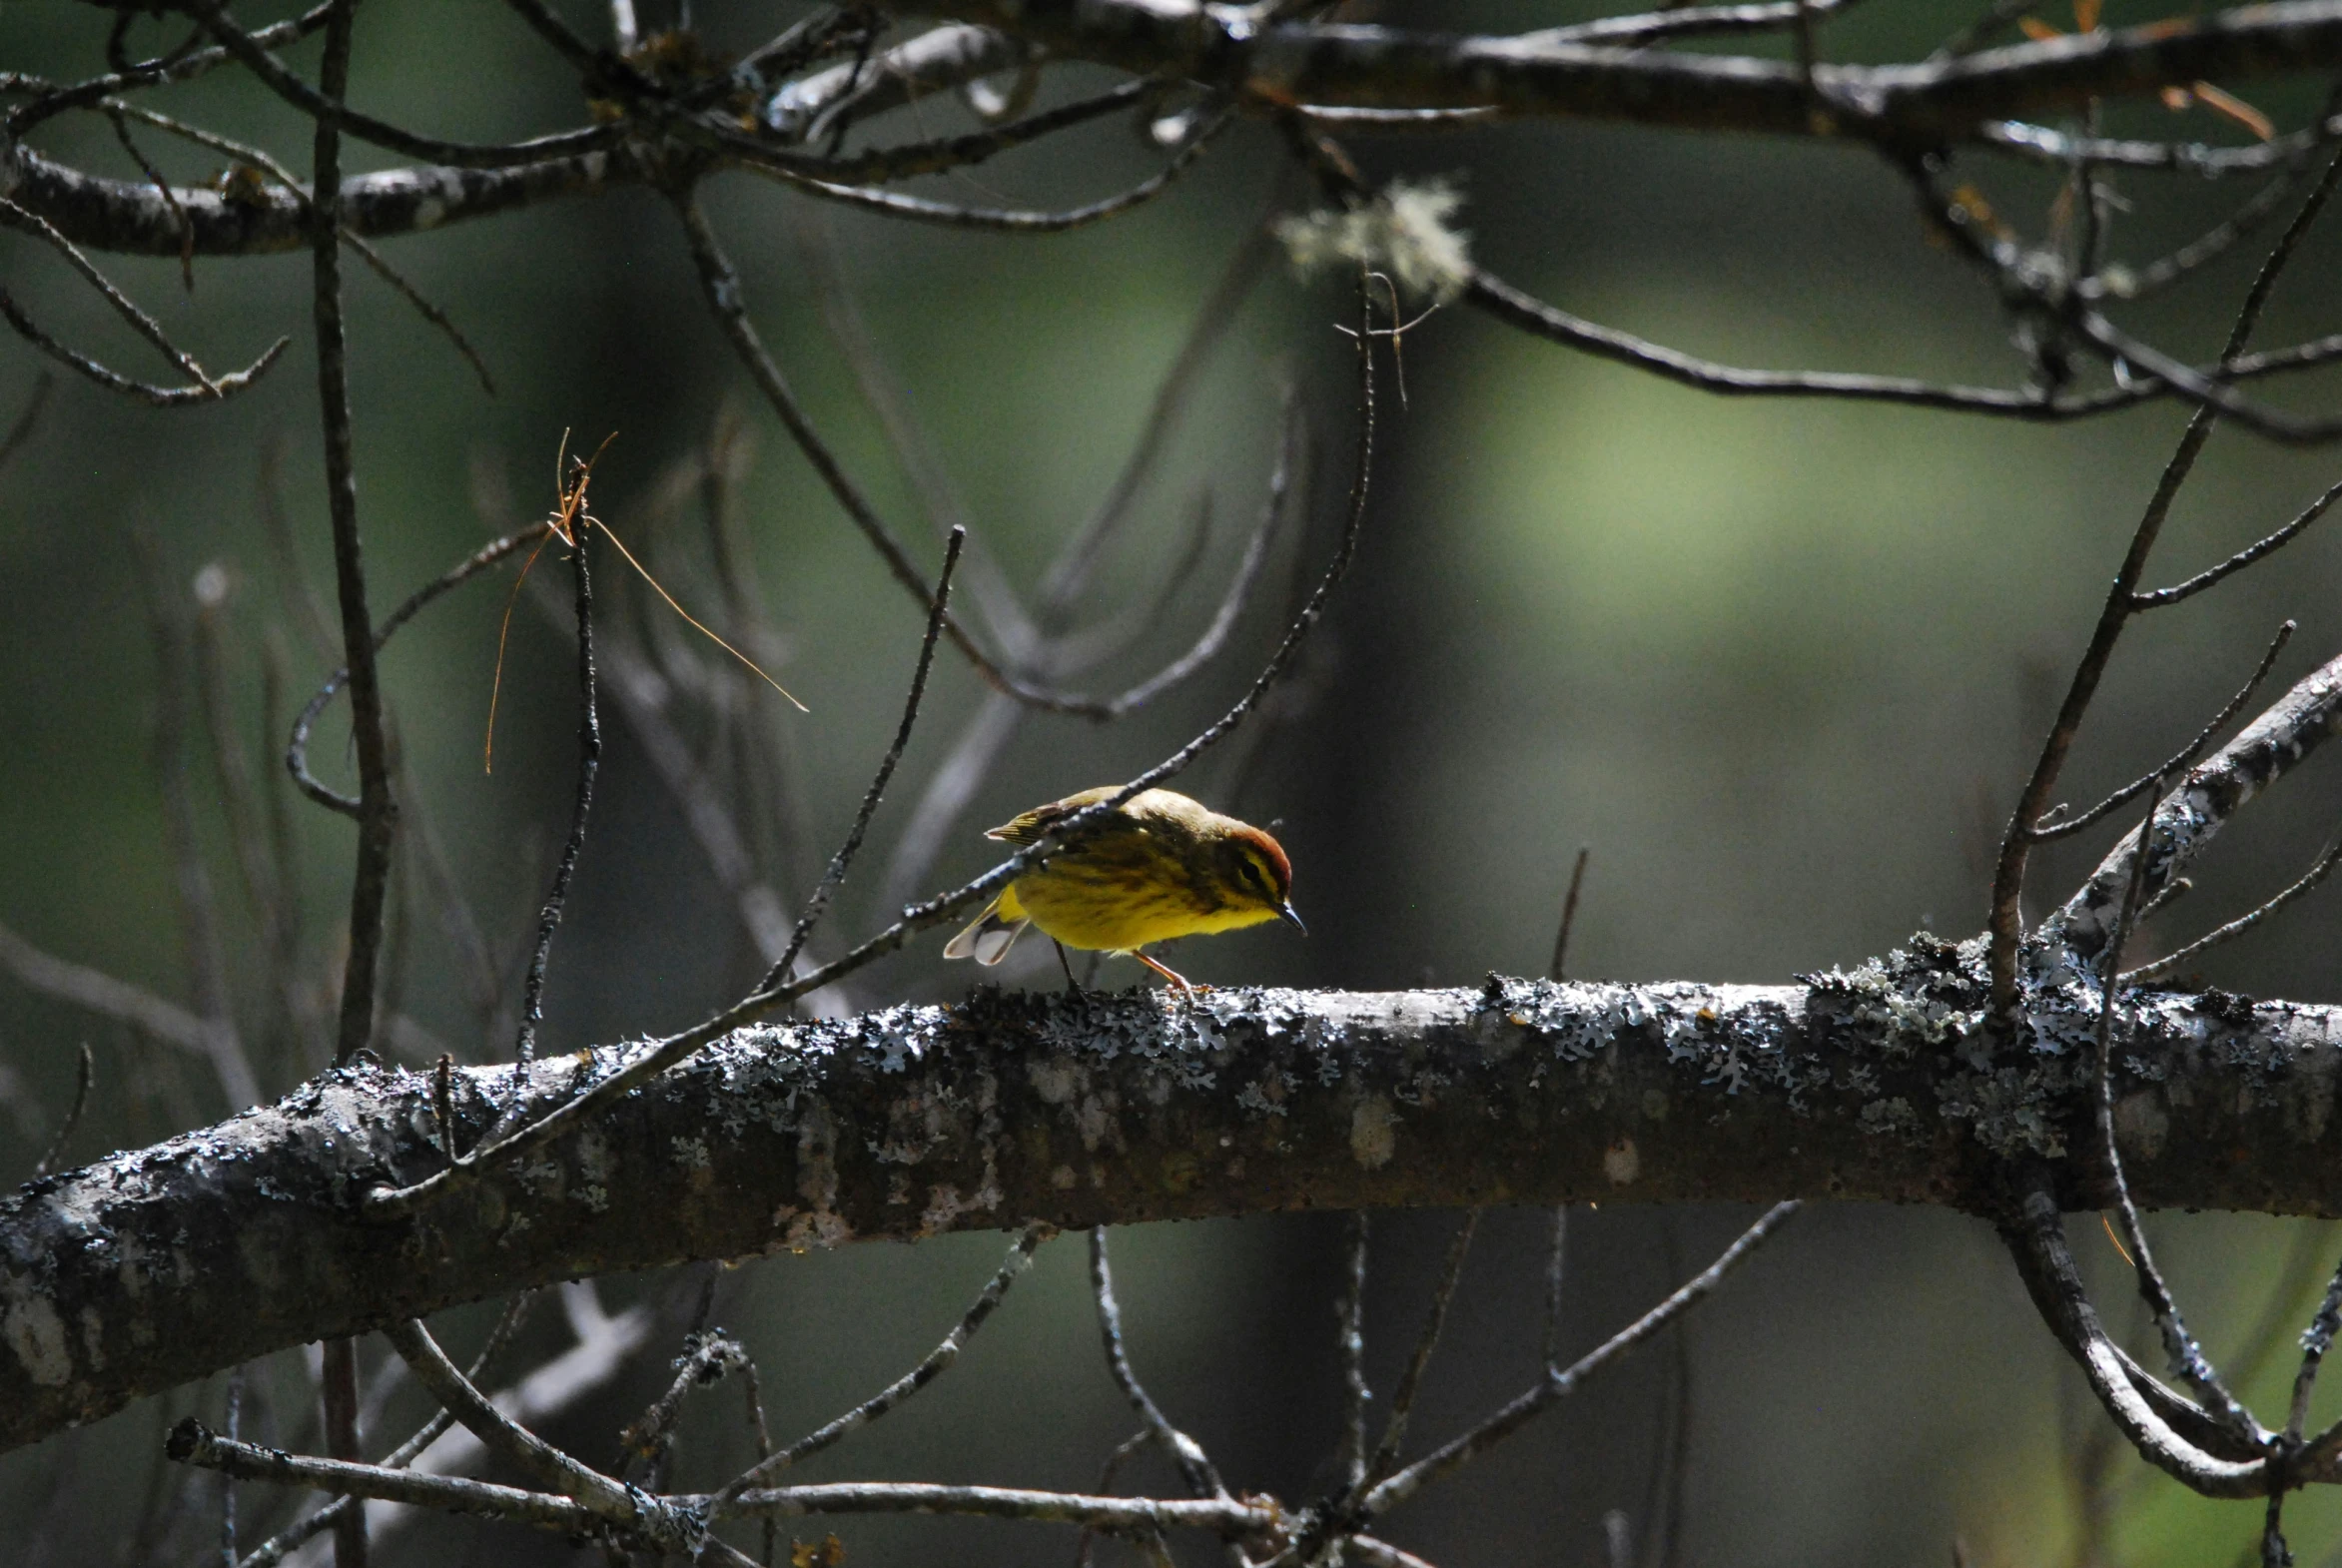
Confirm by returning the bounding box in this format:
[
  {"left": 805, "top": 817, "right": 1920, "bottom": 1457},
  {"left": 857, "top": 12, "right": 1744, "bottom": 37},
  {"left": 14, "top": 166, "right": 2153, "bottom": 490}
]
[{"left": 1001, "top": 865, "right": 1278, "bottom": 954}]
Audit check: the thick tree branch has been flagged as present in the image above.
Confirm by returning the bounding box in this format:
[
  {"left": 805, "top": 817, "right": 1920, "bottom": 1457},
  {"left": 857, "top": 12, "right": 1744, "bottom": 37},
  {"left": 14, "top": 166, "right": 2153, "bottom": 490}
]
[
  {"left": 884, "top": 0, "right": 2342, "bottom": 140},
  {"left": 9, "top": 950, "right": 2342, "bottom": 1452}
]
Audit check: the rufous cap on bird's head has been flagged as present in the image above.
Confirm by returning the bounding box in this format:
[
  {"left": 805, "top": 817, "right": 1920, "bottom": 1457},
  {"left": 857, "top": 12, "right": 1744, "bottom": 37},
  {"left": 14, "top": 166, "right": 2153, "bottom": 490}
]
[{"left": 1213, "top": 820, "right": 1303, "bottom": 933}]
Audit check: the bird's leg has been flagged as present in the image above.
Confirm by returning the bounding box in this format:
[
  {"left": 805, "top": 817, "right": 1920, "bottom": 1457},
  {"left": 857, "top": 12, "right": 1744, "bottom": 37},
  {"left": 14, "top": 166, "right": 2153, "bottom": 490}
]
[
  {"left": 1054, "top": 940, "right": 1086, "bottom": 997},
  {"left": 1133, "top": 950, "right": 1196, "bottom": 992}
]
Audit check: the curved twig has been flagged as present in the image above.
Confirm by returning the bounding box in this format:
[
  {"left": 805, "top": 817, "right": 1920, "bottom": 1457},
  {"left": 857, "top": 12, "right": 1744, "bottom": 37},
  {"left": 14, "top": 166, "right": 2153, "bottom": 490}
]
[{"left": 289, "top": 524, "right": 550, "bottom": 812}]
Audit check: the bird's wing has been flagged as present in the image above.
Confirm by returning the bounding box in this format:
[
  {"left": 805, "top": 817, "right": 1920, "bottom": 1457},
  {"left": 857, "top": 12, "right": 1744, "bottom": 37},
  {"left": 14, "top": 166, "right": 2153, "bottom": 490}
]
[{"left": 983, "top": 785, "right": 1121, "bottom": 845}]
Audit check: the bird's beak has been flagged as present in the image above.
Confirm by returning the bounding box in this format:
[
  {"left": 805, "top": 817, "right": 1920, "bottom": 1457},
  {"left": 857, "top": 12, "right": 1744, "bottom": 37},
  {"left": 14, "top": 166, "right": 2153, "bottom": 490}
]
[{"left": 1278, "top": 901, "right": 1307, "bottom": 936}]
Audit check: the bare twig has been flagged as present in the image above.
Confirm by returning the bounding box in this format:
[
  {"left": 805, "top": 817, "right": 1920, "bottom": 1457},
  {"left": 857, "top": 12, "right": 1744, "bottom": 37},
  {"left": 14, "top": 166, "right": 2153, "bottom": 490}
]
[
  {"left": 758, "top": 527, "right": 962, "bottom": 994},
  {"left": 188, "top": 0, "right": 623, "bottom": 172},
  {"left": 0, "top": 285, "right": 286, "bottom": 405},
  {"left": 616, "top": 1331, "right": 748, "bottom": 1476},
  {"left": 1547, "top": 849, "right": 1590, "bottom": 982},
  {"left": 0, "top": 919, "right": 218, "bottom": 1060},
  {"left": 2043, "top": 650, "right": 2342, "bottom": 970},
  {"left": 28, "top": 1042, "right": 93, "bottom": 1178},
  {"left": 1090, "top": 1229, "right": 1227, "bottom": 1500},
  {"left": 301, "top": 0, "right": 396, "bottom": 1074},
  {"left": 1338, "top": 1211, "right": 1371, "bottom": 1491},
  {"left": 708, "top": 1225, "right": 1050, "bottom": 1514},
  {"left": 288, "top": 524, "right": 551, "bottom": 816},
  {"left": 1988, "top": 147, "right": 2342, "bottom": 1018},
  {"left": 1543, "top": 1208, "right": 1570, "bottom": 1377},
  {"left": 319, "top": 1334, "right": 366, "bottom": 1568},
  {"left": 1361, "top": 1202, "right": 1800, "bottom": 1517},
  {"left": 2030, "top": 622, "right": 2294, "bottom": 842},
  {"left": 0, "top": 373, "right": 52, "bottom": 468},
  {"left": 765, "top": 110, "right": 1231, "bottom": 231},
  {"left": 220, "top": 1366, "right": 243, "bottom": 1568},
  {"left": 506, "top": 515, "right": 600, "bottom": 1080},
  {"left": 2133, "top": 478, "right": 2342, "bottom": 608},
  {"left": 2122, "top": 832, "right": 2342, "bottom": 984},
  {"left": 383, "top": 1318, "right": 682, "bottom": 1539},
  {"left": 0, "top": 195, "right": 215, "bottom": 390},
  {"left": 1361, "top": 1210, "right": 1480, "bottom": 1490}
]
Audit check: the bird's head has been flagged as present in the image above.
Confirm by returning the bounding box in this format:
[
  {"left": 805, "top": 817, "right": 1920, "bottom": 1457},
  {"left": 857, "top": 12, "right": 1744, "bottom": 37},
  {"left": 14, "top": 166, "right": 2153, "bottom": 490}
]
[{"left": 1214, "top": 824, "right": 1304, "bottom": 934}]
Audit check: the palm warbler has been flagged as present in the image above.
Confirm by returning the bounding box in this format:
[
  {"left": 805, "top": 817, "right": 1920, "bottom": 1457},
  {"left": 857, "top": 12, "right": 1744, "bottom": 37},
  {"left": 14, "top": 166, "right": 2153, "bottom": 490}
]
[{"left": 942, "top": 786, "right": 1303, "bottom": 988}]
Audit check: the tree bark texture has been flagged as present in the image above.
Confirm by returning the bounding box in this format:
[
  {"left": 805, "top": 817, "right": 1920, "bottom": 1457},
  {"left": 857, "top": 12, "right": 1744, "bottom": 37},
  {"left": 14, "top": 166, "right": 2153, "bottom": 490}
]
[{"left": 6, "top": 945, "right": 2340, "bottom": 1452}]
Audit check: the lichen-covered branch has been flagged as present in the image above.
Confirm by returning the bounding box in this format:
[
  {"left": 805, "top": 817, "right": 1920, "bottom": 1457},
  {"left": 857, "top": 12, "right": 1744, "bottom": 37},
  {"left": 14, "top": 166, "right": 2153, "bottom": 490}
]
[{"left": 8, "top": 949, "right": 2342, "bottom": 1453}]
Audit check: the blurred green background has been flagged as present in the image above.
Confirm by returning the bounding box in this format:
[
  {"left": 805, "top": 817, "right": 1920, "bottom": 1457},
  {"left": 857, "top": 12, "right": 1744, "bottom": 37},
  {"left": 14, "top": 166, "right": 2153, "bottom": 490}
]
[{"left": 8, "top": 0, "right": 2342, "bottom": 1562}]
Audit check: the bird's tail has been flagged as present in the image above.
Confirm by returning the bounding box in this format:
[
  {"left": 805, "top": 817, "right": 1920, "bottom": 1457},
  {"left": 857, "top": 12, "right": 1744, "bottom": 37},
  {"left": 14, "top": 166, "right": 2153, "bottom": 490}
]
[{"left": 942, "top": 895, "right": 1031, "bottom": 966}]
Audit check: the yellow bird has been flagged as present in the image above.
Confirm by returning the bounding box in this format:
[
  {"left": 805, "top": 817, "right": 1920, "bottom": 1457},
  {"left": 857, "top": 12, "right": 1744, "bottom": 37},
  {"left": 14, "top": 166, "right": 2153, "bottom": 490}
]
[{"left": 942, "top": 786, "right": 1303, "bottom": 989}]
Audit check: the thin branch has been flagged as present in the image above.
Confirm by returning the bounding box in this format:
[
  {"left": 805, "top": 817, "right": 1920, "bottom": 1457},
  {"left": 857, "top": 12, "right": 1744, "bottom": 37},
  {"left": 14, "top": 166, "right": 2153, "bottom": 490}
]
[
  {"left": 2089, "top": 796, "right": 2261, "bottom": 1444},
  {"left": 1361, "top": 1210, "right": 1480, "bottom": 1490},
  {"left": 221, "top": 1365, "right": 242, "bottom": 1568},
  {"left": 319, "top": 1334, "right": 366, "bottom": 1568},
  {"left": 2, "top": 3, "right": 337, "bottom": 138},
  {"left": 671, "top": 193, "right": 1075, "bottom": 713},
  {"left": 1547, "top": 849, "right": 1590, "bottom": 982},
  {"left": 868, "top": 0, "right": 2342, "bottom": 148},
  {"left": 1337, "top": 1211, "right": 1371, "bottom": 1492},
  {"left": 2122, "top": 832, "right": 2342, "bottom": 984},
  {"left": 381, "top": 1318, "right": 673, "bottom": 1537},
  {"left": 0, "top": 918, "right": 218, "bottom": 1060},
  {"left": 740, "top": 1360, "right": 779, "bottom": 1568},
  {"left": 878, "top": 208, "right": 1285, "bottom": 910},
  {"left": 1988, "top": 147, "right": 2342, "bottom": 1018},
  {"left": 1529, "top": 0, "right": 1871, "bottom": 48},
  {"left": 188, "top": 1, "right": 624, "bottom": 172},
  {"left": 764, "top": 110, "right": 1230, "bottom": 231},
  {"left": 0, "top": 284, "right": 286, "bottom": 405},
  {"left": 506, "top": 521, "right": 600, "bottom": 1078},
  {"left": 707, "top": 1225, "right": 1049, "bottom": 1514},
  {"left": 0, "top": 373, "right": 52, "bottom": 468},
  {"left": 616, "top": 1331, "right": 748, "bottom": 1475},
  {"left": 29, "top": 1041, "right": 93, "bottom": 1178},
  {"left": 2030, "top": 621, "right": 2294, "bottom": 841},
  {"left": 2043, "top": 649, "right": 2342, "bottom": 970},
  {"left": 790, "top": 207, "right": 1035, "bottom": 658},
  {"left": 1362, "top": 1202, "right": 1800, "bottom": 1518},
  {"left": 722, "top": 1480, "right": 1274, "bottom": 1534},
  {"left": 348, "top": 1285, "right": 651, "bottom": 1559},
  {"left": 1543, "top": 1208, "right": 1570, "bottom": 1376},
  {"left": 2084, "top": 164, "right": 2316, "bottom": 303},
  {"left": 1090, "top": 1229, "right": 1228, "bottom": 1500},
  {"left": 169, "top": 1421, "right": 597, "bottom": 1534},
  {"left": 305, "top": 0, "right": 394, "bottom": 1071},
  {"left": 288, "top": 525, "right": 551, "bottom": 816},
  {"left": 2134, "top": 479, "right": 2342, "bottom": 608},
  {"left": 2001, "top": 1186, "right": 2271, "bottom": 1495},
  {"left": 0, "top": 196, "right": 215, "bottom": 390},
  {"left": 1074, "top": 1431, "right": 1155, "bottom": 1568},
  {"left": 757, "top": 526, "right": 962, "bottom": 994}
]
